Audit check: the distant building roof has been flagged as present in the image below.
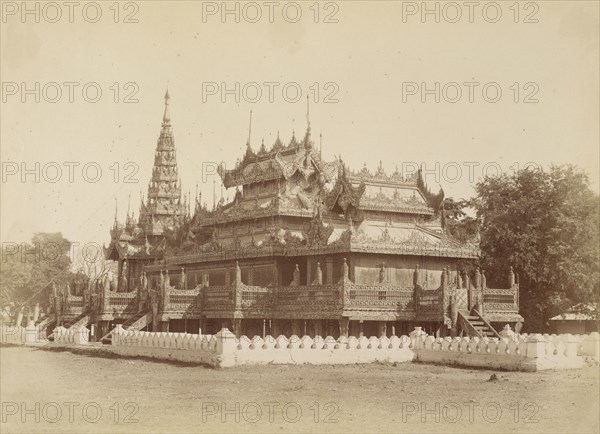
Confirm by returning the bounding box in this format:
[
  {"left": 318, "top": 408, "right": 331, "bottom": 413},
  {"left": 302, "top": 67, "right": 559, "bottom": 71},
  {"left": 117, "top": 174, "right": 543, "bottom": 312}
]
[{"left": 550, "top": 303, "right": 598, "bottom": 321}]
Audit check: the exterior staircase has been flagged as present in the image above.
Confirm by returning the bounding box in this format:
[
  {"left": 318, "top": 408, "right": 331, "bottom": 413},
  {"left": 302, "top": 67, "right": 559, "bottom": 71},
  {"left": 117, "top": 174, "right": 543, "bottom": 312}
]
[
  {"left": 100, "top": 310, "right": 152, "bottom": 344},
  {"left": 36, "top": 316, "right": 56, "bottom": 339},
  {"left": 458, "top": 310, "right": 501, "bottom": 338},
  {"left": 64, "top": 311, "right": 90, "bottom": 329},
  {"left": 123, "top": 310, "right": 152, "bottom": 331},
  {"left": 45, "top": 311, "right": 91, "bottom": 340}
]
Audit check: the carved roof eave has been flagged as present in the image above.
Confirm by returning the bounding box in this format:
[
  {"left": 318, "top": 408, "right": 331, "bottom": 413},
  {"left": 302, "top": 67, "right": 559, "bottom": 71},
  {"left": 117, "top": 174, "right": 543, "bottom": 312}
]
[
  {"left": 194, "top": 207, "right": 315, "bottom": 227},
  {"left": 105, "top": 241, "right": 124, "bottom": 261},
  {"left": 346, "top": 174, "right": 418, "bottom": 188},
  {"left": 218, "top": 146, "right": 310, "bottom": 188},
  {"left": 141, "top": 241, "right": 479, "bottom": 270},
  {"left": 125, "top": 251, "right": 163, "bottom": 260},
  {"left": 347, "top": 243, "right": 480, "bottom": 259},
  {"left": 219, "top": 166, "right": 282, "bottom": 188},
  {"left": 326, "top": 177, "right": 365, "bottom": 213},
  {"left": 357, "top": 203, "right": 434, "bottom": 215}
]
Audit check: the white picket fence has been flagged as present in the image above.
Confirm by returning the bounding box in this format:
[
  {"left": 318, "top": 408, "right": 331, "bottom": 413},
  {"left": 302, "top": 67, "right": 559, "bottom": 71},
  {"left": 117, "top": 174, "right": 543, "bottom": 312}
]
[{"left": 2, "top": 321, "right": 598, "bottom": 370}]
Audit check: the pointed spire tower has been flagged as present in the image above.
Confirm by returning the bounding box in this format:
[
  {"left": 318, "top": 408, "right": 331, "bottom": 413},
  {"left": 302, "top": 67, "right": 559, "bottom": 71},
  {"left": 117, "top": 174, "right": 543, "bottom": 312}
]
[{"left": 139, "top": 89, "right": 185, "bottom": 236}]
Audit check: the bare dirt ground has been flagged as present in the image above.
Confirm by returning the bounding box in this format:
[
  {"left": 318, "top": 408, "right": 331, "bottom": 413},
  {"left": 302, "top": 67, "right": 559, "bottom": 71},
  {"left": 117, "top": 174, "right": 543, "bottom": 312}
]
[{"left": 1, "top": 344, "right": 598, "bottom": 433}]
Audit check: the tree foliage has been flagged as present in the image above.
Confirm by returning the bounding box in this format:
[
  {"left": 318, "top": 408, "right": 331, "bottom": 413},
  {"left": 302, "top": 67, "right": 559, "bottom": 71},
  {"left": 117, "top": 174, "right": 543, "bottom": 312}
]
[
  {"left": 442, "top": 198, "right": 479, "bottom": 243},
  {"left": 0, "top": 232, "right": 73, "bottom": 317},
  {"left": 469, "top": 165, "right": 599, "bottom": 329}
]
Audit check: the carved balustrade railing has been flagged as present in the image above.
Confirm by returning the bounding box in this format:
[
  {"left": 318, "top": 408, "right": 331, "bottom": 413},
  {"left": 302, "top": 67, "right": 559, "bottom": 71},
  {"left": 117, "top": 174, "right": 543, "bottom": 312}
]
[
  {"left": 202, "top": 285, "right": 235, "bottom": 313},
  {"left": 167, "top": 288, "right": 203, "bottom": 313},
  {"left": 129, "top": 274, "right": 520, "bottom": 321},
  {"left": 240, "top": 285, "right": 273, "bottom": 309},
  {"left": 104, "top": 291, "right": 138, "bottom": 316},
  {"left": 416, "top": 287, "right": 444, "bottom": 317},
  {"left": 483, "top": 286, "right": 519, "bottom": 312},
  {"left": 342, "top": 284, "right": 414, "bottom": 310},
  {"left": 65, "top": 294, "right": 84, "bottom": 315},
  {"left": 153, "top": 281, "right": 443, "bottom": 318},
  {"left": 272, "top": 284, "right": 343, "bottom": 318},
  {"left": 274, "top": 284, "right": 342, "bottom": 306},
  {"left": 107, "top": 292, "right": 137, "bottom": 306}
]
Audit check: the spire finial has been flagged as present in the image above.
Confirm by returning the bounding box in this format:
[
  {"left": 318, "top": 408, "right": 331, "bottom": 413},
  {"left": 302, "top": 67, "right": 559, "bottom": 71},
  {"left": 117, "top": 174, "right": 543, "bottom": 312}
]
[
  {"left": 319, "top": 131, "right": 323, "bottom": 158},
  {"left": 163, "top": 87, "right": 171, "bottom": 124},
  {"left": 114, "top": 197, "right": 118, "bottom": 226},
  {"left": 306, "top": 94, "right": 310, "bottom": 131},
  {"left": 247, "top": 109, "right": 253, "bottom": 146}
]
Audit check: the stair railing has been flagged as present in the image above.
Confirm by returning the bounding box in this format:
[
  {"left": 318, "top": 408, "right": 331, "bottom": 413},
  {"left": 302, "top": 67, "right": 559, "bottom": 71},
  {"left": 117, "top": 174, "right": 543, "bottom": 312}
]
[
  {"left": 457, "top": 310, "right": 483, "bottom": 338},
  {"left": 472, "top": 309, "right": 501, "bottom": 339}
]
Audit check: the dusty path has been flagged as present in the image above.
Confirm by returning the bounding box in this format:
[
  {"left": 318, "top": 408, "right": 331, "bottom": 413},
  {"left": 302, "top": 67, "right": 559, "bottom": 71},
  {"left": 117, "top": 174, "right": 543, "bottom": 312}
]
[{"left": 1, "top": 345, "right": 598, "bottom": 433}]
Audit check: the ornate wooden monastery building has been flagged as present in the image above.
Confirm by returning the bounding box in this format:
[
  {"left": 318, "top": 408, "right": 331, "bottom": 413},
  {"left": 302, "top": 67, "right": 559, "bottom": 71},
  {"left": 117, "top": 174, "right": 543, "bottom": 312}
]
[{"left": 52, "top": 92, "right": 523, "bottom": 341}]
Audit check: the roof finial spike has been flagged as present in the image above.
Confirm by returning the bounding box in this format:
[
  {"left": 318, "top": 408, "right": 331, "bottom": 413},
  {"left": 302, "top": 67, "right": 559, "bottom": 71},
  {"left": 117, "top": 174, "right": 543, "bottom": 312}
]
[
  {"left": 306, "top": 94, "right": 311, "bottom": 131},
  {"left": 114, "top": 197, "right": 118, "bottom": 225},
  {"left": 319, "top": 131, "right": 323, "bottom": 158},
  {"left": 247, "top": 109, "right": 253, "bottom": 146},
  {"left": 163, "top": 86, "right": 171, "bottom": 124}
]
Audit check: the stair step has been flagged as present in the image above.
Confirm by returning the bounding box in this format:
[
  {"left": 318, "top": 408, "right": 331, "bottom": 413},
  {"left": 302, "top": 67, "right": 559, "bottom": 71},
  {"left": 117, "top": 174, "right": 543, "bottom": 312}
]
[{"left": 470, "top": 321, "right": 484, "bottom": 326}]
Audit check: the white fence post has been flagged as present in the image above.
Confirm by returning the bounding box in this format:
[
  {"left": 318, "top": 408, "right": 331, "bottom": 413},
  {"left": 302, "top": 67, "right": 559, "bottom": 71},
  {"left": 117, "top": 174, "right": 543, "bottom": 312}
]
[
  {"left": 215, "top": 328, "right": 237, "bottom": 367},
  {"left": 25, "top": 320, "right": 38, "bottom": 344}
]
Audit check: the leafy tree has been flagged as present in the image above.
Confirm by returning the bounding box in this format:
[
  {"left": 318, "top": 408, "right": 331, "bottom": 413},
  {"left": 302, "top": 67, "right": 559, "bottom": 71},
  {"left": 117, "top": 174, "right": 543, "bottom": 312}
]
[
  {"left": 442, "top": 198, "right": 479, "bottom": 243},
  {"left": 0, "top": 232, "right": 74, "bottom": 319},
  {"left": 470, "top": 165, "right": 599, "bottom": 330}
]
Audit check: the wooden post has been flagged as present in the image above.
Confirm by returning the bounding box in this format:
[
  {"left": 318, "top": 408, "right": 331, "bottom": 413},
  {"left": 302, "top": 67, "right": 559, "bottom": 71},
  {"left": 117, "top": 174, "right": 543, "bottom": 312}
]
[
  {"left": 358, "top": 320, "right": 364, "bottom": 338},
  {"left": 339, "top": 317, "right": 349, "bottom": 338},
  {"left": 378, "top": 321, "right": 387, "bottom": 338}
]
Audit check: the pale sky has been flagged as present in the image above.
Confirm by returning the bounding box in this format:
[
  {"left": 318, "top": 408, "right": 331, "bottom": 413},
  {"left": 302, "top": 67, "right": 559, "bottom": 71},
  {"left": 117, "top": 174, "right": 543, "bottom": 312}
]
[{"left": 1, "top": 1, "right": 598, "bottom": 250}]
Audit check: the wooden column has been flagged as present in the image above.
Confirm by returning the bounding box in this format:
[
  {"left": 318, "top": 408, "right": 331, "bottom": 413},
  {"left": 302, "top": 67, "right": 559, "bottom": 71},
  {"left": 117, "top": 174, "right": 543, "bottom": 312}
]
[
  {"left": 339, "top": 317, "right": 349, "bottom": 338},
  {"left": 326, "top": 259, "right": 333, "bottom": 284},
  {"left": 234, "top": 318, "right": 242, "bottom": 338},
  {"left": 358, "top": 320, "right": 364, "bottom": 338},
  {"left": 378, "top": 321, "right": 387, "bottom": 338}
]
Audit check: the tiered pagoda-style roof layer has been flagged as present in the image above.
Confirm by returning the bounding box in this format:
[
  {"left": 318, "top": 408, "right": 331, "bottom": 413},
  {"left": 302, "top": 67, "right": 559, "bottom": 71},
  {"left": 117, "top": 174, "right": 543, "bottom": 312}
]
[
  {"left": 107, "top": 95, "right": 478, "bottom": 265},
  {"left": 138, "top": 89, "right": 186, "bottom": 236},
  {"left": 106, "top": 91, "right": 189, "bottom": 262}
]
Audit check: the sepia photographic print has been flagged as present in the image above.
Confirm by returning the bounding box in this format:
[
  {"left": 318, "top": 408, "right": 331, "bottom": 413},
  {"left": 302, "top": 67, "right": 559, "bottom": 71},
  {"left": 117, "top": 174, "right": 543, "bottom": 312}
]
[{"left": 1, "top": 1, "right": 599, "bottom": 433}]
